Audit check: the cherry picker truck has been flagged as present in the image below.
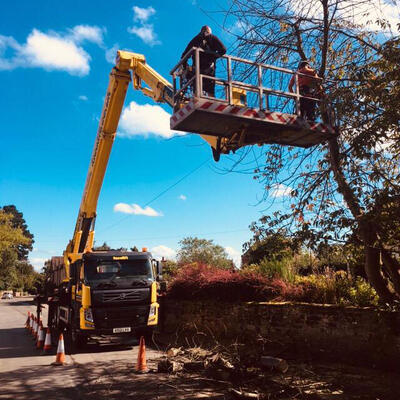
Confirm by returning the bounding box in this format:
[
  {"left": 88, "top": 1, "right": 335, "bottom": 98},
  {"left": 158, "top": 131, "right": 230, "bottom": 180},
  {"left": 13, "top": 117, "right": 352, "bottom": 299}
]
[{"left": 39, "top": 49, "right": 336, "bottom": 349}]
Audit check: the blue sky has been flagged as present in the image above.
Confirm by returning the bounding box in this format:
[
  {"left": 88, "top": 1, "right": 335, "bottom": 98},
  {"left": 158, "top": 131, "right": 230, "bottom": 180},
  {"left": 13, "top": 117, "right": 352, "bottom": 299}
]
[
  {"left": 1, "top": 1, "right": 397, "bottom": 270},
  {"left": 0, "top": 0, "right": 283, "bottom": 269}
]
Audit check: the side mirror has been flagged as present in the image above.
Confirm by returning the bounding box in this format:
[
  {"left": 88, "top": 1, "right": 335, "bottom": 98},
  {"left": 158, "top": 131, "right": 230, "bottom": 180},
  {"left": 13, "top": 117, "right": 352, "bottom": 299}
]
[
  {"left": 159, "top": 281, "right": 167, "bottom": 292},
  {"left": 156, "top": 260, "right": 163, "bottom": 277}
]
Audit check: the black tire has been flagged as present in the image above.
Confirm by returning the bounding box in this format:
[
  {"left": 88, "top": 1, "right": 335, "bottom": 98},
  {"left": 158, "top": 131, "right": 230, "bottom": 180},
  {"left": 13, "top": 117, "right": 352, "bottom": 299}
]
[
  {"left": 64, "top": 309, "right": 88, "bottom": 354},
  {"left": 64, "top": 326, "right": 75, "bottom": 355},
  {"left": 48, "top": 304, "right": 61, "bottom": 346}
]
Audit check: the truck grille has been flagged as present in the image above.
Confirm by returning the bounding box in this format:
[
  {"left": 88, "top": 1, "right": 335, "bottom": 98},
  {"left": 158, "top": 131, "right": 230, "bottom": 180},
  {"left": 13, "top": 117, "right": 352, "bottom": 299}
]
[
  {"left": 92, "top": 288, "right": 149, "bottom": 304},
  {"left": 93, "top": 305, "right": 149, "bottom": 329}
]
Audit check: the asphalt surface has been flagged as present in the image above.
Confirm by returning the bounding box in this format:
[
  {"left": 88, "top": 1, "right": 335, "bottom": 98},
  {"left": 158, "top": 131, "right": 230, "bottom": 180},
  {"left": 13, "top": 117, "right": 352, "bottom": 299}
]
[{"left": 0, "top": 297, "right": 167, "bottom": 400}]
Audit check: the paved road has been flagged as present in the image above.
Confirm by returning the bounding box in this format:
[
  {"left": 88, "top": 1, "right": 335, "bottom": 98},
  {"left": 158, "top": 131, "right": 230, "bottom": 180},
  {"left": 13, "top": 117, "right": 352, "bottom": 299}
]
[{"left": 0, "top": 297, "right": 167, "bottom": 400}]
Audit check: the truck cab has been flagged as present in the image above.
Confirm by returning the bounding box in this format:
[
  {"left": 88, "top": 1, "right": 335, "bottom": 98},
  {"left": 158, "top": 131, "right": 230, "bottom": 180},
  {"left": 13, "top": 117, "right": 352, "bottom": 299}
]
[{"left": 47, "top": 250, "right": 161, "bottom": 347}]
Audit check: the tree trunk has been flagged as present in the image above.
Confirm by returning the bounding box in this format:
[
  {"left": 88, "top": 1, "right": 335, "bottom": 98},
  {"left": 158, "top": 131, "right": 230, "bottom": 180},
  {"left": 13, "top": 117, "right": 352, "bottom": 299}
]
[
  {"left": 365, "top": 246, "right": 394, "bottom": 304},
  {"left": 381, "top": 250, "right": 400, "bottom": 296},
  {"left": 327, "top": 137, "right": 396, "bottom": 302}
]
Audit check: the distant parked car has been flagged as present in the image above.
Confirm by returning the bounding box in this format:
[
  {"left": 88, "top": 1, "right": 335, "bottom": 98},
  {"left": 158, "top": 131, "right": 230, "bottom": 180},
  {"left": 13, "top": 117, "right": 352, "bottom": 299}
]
[{"left": 1, "top": 293, "right": 13, "bottom": 299}]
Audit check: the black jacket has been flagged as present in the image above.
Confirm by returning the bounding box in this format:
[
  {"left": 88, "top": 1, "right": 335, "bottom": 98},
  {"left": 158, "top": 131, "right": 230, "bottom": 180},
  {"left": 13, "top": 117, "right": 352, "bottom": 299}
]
[{"left": 181, "top": 33, "right": 226, "bottom": 70}]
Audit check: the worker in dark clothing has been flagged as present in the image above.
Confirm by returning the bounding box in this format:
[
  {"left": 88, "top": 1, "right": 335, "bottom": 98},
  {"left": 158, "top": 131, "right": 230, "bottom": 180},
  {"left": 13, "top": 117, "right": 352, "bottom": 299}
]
[
  {"left": 181, "top": 25, "right": 226, "bottom": 97},
  {"left": 289, "top": 61, "right": 322, "bottom": 120}
]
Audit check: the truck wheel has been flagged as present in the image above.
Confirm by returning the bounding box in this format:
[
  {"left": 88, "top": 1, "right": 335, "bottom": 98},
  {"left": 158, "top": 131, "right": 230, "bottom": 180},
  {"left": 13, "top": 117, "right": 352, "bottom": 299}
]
[
  {"left": 65, "top": 326, "right": 87, "bottom": 354},
  {"left": 65, "top": 327, "right": 76, "bottom": 355},
  {"left": 75, "top": 332, "right": 88, "bottom": 348}
]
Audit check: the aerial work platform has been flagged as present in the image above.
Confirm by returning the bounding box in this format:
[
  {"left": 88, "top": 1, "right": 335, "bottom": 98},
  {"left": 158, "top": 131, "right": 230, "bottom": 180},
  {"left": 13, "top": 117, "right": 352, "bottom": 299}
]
[{"left": 170, "top": 49, "right": 337, "bottom": 160}]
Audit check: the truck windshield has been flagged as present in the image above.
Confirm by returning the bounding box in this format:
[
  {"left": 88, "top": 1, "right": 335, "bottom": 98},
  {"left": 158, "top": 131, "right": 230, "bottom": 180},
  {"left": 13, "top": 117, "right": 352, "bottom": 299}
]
[{"left": 85, "top": 259, "right": 153, "bottom": 281}]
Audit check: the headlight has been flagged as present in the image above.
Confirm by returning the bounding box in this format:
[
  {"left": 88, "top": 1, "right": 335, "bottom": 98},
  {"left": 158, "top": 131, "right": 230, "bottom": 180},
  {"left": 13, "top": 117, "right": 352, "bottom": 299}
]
[
  {"left": 84, "top": 308, "right": 94, "bottom": 322},
  {"left": 149, "top": 305, "right": 157, "bottom": 318}
]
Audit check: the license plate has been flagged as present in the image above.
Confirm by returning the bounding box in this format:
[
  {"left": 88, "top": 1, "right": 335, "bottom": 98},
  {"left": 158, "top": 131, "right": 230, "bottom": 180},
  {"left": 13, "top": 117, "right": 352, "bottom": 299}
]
[{"left": 113, "top": 327, "right": 131, "bottom": 333}]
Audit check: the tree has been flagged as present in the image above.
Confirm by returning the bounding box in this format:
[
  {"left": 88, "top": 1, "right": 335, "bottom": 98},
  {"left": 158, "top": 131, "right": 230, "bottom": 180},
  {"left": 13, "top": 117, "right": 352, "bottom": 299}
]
[
  {"left": 177, "top": 237, "right": 234, "bottom": 269},
  {"left": 92, "top": 242, "right": 111, "bottom": 251},
  {"left": 242, "top": 232, "right": 300, "bottom": 265},
  {"left": 1, "top": 205, "right": 34, "bottom": 260},
  {"left": 222, "top": 0, "right": 400, "bottom": 302},
  {"left": 0, "top": 210, "right": 32, "bottom": 290}
]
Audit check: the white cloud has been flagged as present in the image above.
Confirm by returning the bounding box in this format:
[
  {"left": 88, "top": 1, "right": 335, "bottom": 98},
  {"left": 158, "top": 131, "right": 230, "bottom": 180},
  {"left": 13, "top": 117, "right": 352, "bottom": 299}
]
[
  {"left": 128, "top": 24, "right": 160, "bottom": 46},
  {"left": 289, "top": 0, "right": 400, "bottom": 33},
  {"left": 225, "top": 246, "right": 241, "bottom": 268},
  {"left": 79, "top": 95, "right": 88, "bottom": 101},
  {"left": 119, "top": 101, "right": 182, "bottom": 138},
  {"left": 113, "top": 202, "right": 163, "bottom": 217},
  {"left": 105, "top": 43, "right": 119, "bottom": 64},
  {"left": 69, "top": 25, "right": 104, "bottom": 45},
  {"left": 133, "top": 6, "right": 156, "bottom": 23},
  {"left": 179, "top": 194, "right": 187, "bottom": 201},
  {"left": 0, "top": 24, "right": 104, "bottom": 76},
  {"left": 23, "top": 29, "right": 90, "bottom": 75},
  {"left": 345, "top": 1, "right": 400, "bottom": 32},
  {"left": 270, "top": 183, "right": 292, "bottom": 198},
  {"left": 151, "top": 245, "right": 176, "bottom": 260},
  {"left": 29, "top": 257, "right": 47, "bottom": 271},
  {"left": 128, "top": 6, "right": 160, "bottom": 46}
]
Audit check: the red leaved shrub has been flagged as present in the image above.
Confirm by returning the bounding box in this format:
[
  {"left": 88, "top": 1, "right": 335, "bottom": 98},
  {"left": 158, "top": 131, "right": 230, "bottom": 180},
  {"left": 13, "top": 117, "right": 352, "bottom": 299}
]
[
  {"left": 166, "top": 263, "right": 378, "bottom": 306},
  {"left": 270, "top": 278, "right": 307, "bottom": 301},
  {"left": 167, "top": 263, "right": 281, "bottom": 302}
]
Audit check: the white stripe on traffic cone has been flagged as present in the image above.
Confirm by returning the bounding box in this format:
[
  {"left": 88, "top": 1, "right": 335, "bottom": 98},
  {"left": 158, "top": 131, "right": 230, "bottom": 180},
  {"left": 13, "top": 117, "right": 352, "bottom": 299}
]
[
  {"left": 51, "top": 334, "right": 66, "bottom": 366},
  {"left": 43, "top": 328, "right": 52, "bottom": 352},
  {"left": 32, "top": 317, "right": 37, "bottom": 338},
  {"left": 36, "top": 322, "right": 45, "bottom": 349}
]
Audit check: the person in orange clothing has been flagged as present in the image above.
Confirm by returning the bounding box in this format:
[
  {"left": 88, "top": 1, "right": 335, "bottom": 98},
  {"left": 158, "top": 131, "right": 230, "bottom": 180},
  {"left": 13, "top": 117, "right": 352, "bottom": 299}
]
[{"left": 289, "top": 60, "right": 322, "bottom": 120}]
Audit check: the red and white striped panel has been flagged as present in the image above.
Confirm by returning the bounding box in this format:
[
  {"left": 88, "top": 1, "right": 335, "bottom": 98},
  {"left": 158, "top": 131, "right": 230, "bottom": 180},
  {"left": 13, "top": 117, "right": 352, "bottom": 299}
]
[{"left": 170, "top": 98, "right": 336, "bottom": 135}]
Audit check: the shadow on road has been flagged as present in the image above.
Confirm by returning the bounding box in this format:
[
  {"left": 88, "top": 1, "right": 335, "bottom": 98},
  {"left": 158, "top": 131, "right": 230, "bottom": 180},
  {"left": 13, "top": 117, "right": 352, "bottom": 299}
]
[
  {"left": 0, "top": 328, "right": 47, "bottom": 359},
  {"left": 0, "top": 363, "right": 83, "bottom": 400},
  {"left": 0, "top": 359, "right": 228, "bottom": 400}
]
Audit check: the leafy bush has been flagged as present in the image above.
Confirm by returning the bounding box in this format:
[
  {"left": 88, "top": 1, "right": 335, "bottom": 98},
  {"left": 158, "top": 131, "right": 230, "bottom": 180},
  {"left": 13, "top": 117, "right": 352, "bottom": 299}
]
[
  {"left": 168, "top": 263, "right": 280, "bottom": 301},
  {"left": 257, "top": 256, "right": 298, "bottom": 282},
  {"left": 348, "top": 277, "right": 379, "bottom": 306},
  {"left": 167, "top": 263, "right": 379, "bottom": 306},
  {"left": 293, "top": 271, "right": 378, "bottom": 306}
]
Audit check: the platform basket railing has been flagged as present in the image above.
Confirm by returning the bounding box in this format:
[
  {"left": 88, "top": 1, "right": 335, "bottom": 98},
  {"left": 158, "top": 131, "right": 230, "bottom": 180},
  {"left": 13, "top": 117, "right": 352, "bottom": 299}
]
[{"left": 170, "top": 48, "right": 336, "bottom": 126}]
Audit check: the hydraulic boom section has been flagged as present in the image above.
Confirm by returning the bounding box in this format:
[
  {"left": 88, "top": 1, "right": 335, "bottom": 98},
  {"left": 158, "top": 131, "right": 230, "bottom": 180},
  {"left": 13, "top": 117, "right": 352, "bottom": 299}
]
[
  {"left": 64, "top": 51, "right": 174, "bottom": 276},
  {"left": 117, "top": 51, "right": 174, "bottom": 107}
]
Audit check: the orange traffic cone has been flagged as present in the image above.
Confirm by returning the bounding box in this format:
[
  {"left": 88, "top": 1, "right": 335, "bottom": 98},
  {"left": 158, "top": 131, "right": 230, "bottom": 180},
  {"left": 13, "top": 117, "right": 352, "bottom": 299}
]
[
  {"left": 135, "top": 336, "right": 148, "bottom": 373},
  {"left": 43, "top": 328, "right": 52, "bottom": 352},
  {"left": 32, "top": 317, "right": 37, "bottom": 338},
  {"left": 36, "top": 322, "right": 45, "bottom": 349},
  {"left": 33, "top": 318, "right": 40, "bottom": 341},
  {"left": 30, "top": 315, "right": 34, "bottom": 333},
  {"left": 51, "top": 334, "right": 66, "bottom": 366},
  {"left": 25, "top": 312, "right": 31, "bottom": 330}
]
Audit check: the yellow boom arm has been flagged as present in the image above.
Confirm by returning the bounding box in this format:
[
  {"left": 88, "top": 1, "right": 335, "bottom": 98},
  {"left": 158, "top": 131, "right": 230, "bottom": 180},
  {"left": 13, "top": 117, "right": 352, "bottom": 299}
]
[{"left": 64, "top": 51, "right": 173, "bottom": 275}]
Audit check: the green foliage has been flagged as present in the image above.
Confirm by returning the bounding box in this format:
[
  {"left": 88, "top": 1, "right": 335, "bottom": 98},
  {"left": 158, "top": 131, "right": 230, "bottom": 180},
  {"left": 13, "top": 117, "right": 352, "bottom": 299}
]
[
  {"left": 348, "top": 277, "right": 379, "bottom": 307},
  {"left": 242, "top": 232, "right": 299, "bottom": 265},
  {"left": 246, "top": 255, "right": 297, "bottom": 282},
  {"left": 93, "top": 242, "right": 111, "bottom": 251},
  {"left": 225, "top": 0, "right": 400, "bottom": 301},
  {"left": 1, "top": 205, "right": 34, "bottom": 260},
  {"left": 0, "top": 210, "right": 30, "bottom": 263},
  {"left": 168, "top": 262, "right": 378, "bottom": 307},
  {"left": 295, "top": 271, "right": 378, "bottom": 306},
  {"left": 177, "top": 237, "right": 234, "bottom": 269},
  {"left": 161, "top": 259, "right": 179, "bottom": 281},
  {"left": 0, "top": 208, "right": 38, "bottom": 292}
]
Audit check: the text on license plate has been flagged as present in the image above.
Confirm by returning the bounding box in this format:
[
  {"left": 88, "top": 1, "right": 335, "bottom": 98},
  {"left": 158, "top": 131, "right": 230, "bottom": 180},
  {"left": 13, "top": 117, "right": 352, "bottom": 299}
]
[{"left": 113, "top": 327, "right": 131, "bottom": 333}]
